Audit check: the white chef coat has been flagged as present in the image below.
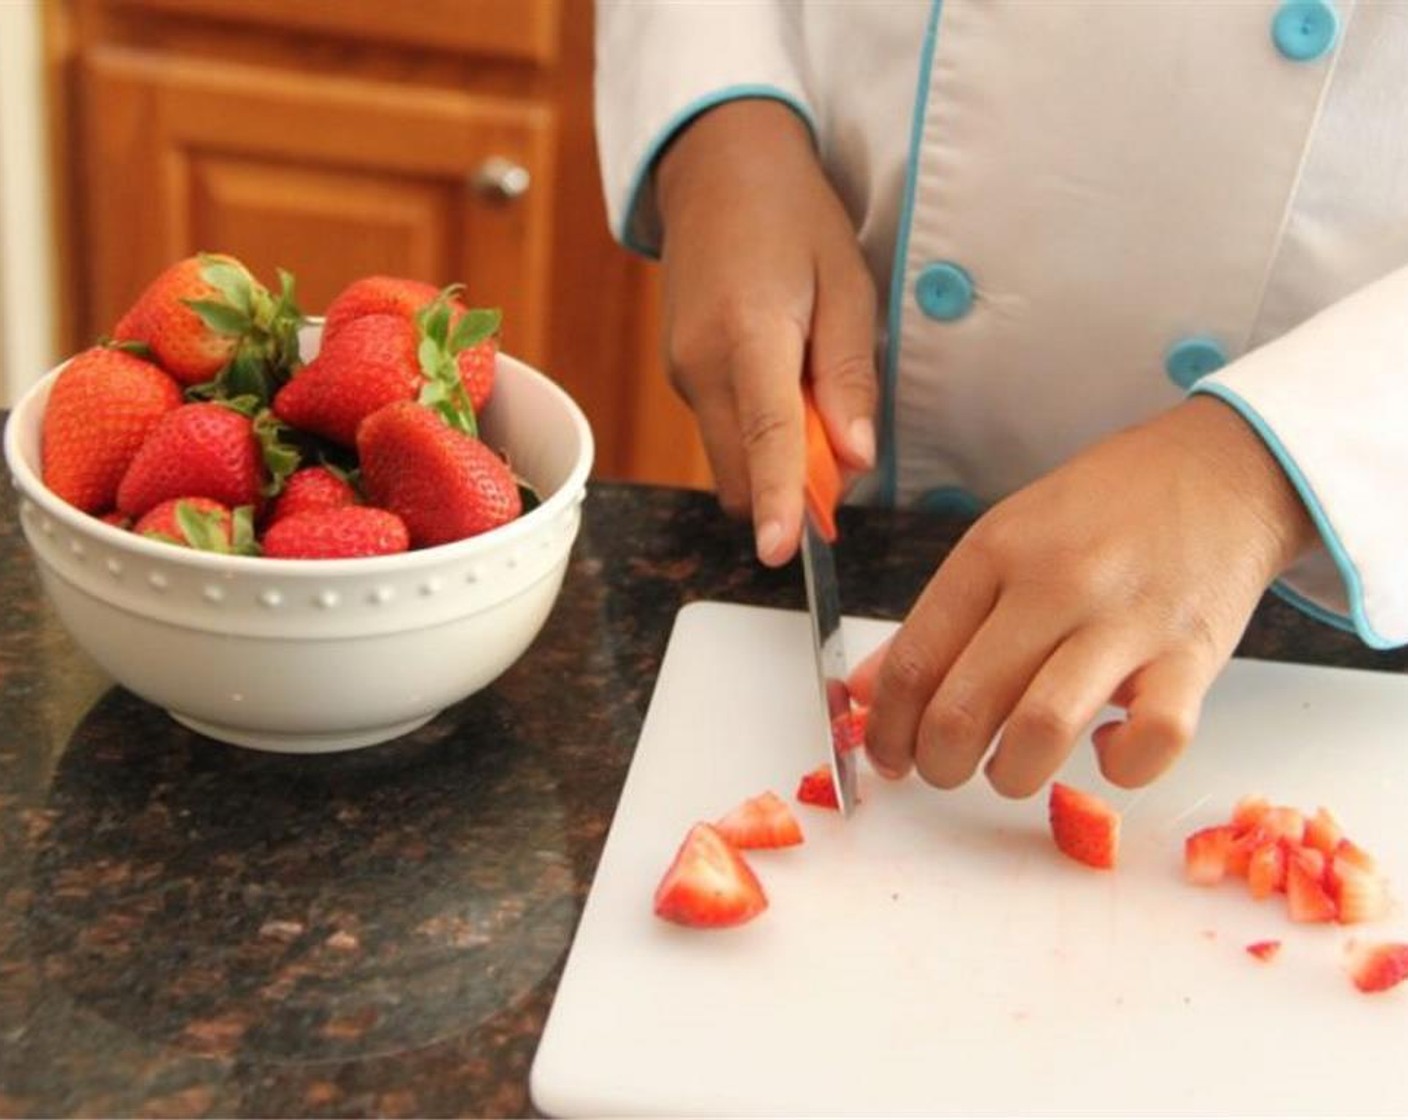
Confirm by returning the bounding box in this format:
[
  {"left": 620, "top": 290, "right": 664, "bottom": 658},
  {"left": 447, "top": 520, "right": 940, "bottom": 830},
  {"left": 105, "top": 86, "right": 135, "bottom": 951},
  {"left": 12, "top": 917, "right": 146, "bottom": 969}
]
[{"left": 594, "top": 0, "right": 1408, "bottom": 649}]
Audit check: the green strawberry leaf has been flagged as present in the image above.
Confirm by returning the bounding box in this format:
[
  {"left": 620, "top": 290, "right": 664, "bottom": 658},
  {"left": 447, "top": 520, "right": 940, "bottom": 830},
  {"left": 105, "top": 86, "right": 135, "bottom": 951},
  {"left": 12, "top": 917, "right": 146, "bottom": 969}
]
[
  {"left": 449, "top": 307, "right": 501, "bottom": 351},
  {"left": 231, "top": 505, "right": 260, "bottom": 556},
  {"left": 253, "top": 409, "right": 303, "bottom": 496},
  {"left": 174, "top": 500, "right": 233, "bottom": 554},
  {"left": 101, "top": 337, "right": 156, "bottom": 360},
  {"left": 198, "top": 255, "right": 255, "bottom": 317},
  {"left": 185, "top": 298, "right": 254, "bottom": 337}
]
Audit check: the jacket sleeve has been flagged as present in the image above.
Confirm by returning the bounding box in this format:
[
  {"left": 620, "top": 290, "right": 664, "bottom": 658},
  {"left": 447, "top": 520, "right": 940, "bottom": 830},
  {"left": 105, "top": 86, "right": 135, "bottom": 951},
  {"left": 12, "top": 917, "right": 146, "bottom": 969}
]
[
  {"left": 594, "top": 0, "right": 816, "bottom": 258},
  {"left": 1192, "top": 262, "right": 1408, "bottom": 649}
]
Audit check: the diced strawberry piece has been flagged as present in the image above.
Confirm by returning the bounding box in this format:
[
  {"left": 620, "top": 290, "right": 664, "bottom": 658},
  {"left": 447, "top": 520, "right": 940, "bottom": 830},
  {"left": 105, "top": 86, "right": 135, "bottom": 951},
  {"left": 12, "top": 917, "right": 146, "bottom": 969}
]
[
  {"left": 1048, "top": 782, "right": 1120, "bottom": 871},
  {"left": 830, "top": 706, "right": 868, "bottom": 755},
  {"left": 1302, "top": 806, "right": 1344, "bottom": 856},
  {"left": 653, "top": 823, "right": 768, "bottom": 929},
  {"left": 1291, "top": 844, "right": 1327, "bottom": 885},
  {"left": 1246, "top": 841, "right": 1288, "bottom": 900},
  {"left": 1260, "top": 806, "right": 1306, "bottom": 845},
  {"left": 796, "top": 764, "right": 840, "bottom": 810},
  {"left": 1231, "top": 794, "right": 1272, "bottom": 832},
  {"left": 1328, "top": 857, "right": 1390, "bottom": 926},
  {"left": 1285, "top": 855, "right": 1337, "bottom": 923},
  {"left": 1184, "top": 825, "right": 1236, "bottom": 886},
  {"left": 1245, "top": 940, "right": 1282, "bottom": 963},
  {"left": 715, "top": 791, "right": 804, "bottom": 850},
  {"left": 1333, "top": 837, "right": 1379, "bottom": 874},
  {"left": 1226, "top": 825, "right": 1267, "bottom": 879},
  {"left": 1347, "top": 941, "right": 1408, "bottom": 994}
]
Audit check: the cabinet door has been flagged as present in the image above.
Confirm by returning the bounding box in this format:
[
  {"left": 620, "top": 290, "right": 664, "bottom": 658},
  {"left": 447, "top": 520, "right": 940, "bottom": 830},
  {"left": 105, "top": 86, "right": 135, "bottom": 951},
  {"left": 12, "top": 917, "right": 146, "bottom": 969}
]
[{"left": 77, "top": 48, "right": 554, "bottom": 363}]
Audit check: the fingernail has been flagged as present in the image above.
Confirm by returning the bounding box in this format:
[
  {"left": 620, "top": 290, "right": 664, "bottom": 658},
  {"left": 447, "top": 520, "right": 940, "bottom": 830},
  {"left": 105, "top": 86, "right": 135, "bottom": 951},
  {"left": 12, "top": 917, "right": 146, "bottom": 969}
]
[
  {"left": 848, "top": 417, "right": 875, "bottom": 467},
  {"left": 756, "top": 519, "right": 784, "bottom": 564},
  {"left": 868, "top": 752, "right": 904, "bottom": 781}
]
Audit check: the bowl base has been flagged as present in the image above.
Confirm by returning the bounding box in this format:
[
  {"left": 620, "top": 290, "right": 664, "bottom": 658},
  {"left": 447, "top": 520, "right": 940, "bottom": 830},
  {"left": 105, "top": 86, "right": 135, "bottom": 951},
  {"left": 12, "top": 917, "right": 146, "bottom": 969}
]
[{"left": 167, "top": 711, "right": 439, "bottom": 753}]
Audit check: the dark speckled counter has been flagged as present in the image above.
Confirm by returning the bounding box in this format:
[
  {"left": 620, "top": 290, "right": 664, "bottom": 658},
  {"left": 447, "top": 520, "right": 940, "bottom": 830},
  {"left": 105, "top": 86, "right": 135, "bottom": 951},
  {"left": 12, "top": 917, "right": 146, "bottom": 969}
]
[{"left": 5, "top": 431, "right": 1408, "bottom": 1117}]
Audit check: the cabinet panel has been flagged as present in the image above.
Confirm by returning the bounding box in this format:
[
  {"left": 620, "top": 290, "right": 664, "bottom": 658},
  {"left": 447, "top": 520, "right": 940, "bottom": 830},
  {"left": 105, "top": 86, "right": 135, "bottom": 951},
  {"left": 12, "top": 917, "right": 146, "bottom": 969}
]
[
  {"left": 78, "top": 48, "right": 554, "bottom": 360},
  {"left": 105, "top": 0, "right": 561, "bottom": 64}
]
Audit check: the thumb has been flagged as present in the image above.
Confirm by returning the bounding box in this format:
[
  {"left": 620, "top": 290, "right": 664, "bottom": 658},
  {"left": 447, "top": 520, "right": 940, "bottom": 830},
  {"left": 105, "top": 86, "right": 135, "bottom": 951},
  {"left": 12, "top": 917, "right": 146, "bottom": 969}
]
[{"left": 809, "top": 260, "right": 878, "bottom": 471}]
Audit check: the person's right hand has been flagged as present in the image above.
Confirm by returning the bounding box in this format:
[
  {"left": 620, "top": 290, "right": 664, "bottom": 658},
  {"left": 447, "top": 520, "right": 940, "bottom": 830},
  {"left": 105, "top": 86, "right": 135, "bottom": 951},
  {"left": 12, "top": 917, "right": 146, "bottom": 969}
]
[{"left": 654, "top": 99, "right": 879, "bottom": 566}]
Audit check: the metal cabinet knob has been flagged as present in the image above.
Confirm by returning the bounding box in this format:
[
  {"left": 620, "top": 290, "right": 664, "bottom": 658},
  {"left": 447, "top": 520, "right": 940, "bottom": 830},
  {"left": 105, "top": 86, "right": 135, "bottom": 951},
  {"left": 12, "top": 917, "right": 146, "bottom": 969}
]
[{"left": 471, "top": 157, "right": 531, "bottom": 201}]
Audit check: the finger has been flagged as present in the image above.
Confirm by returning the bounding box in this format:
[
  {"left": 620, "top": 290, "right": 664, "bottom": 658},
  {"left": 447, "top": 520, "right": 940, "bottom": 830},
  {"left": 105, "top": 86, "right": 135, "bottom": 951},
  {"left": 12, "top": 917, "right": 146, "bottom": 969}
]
[
  {"left": 846, "top": 636, "right": 892, "bottom": 707},
  {"left": 730, "top": 324, "right": 808, "bottom": 567},
  {"left": 809, "top": 260, "right": 878, "bottom": 470},
  {"left": 911, "top": 597, "right": 1067, "bottom": 790},
  {"left": 865, "top": 556, "right": 999, "bottom": 780},
  {"left": 1091, "top": 650, "right": 1215, "bottom": 788},
  {"left": 685, "top": 384, "right": 752, "bottom": 521},
  {"left": 983, "top": 627, "right": 1144, "bottom": 799}
]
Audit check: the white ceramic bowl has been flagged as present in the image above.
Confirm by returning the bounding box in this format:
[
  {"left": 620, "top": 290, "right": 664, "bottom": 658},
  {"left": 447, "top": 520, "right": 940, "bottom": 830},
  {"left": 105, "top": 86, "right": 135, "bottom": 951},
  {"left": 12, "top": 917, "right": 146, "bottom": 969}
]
[{"left": 3, "top": 325, "right": 594, "bottom": 753}]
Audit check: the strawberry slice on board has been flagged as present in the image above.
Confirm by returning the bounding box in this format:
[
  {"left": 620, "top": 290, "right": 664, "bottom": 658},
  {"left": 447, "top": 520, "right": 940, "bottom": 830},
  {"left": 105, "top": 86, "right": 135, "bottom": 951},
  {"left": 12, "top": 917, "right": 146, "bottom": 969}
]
[
  {"left": 653, "top": 823, "right": 768, "bottom": 929},
  {"left": 1245, "top": 939, "right": 1282, "bottom": 963},
  {"left": 796, "top": 764, "right": 840, "bottom": 811},
  {"left": 715, "top": 791, "right": 804, "bottom": 850},
  {"left": 1048, "top": 781, "right": 1120, "bottom": 871},
  {"left": 1184, "top": 825, "right": 1236, "bottom": 886},
  {"left": 1346, "top": 940, "right": 1408, "bottom": 994}
]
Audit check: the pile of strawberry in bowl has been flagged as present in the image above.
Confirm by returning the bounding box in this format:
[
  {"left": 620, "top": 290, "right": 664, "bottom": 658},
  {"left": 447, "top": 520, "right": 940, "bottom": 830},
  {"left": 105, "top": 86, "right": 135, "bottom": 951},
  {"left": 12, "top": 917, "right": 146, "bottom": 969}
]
[{"left": 2, "top": 253, "right": 594, "bottom": 753}]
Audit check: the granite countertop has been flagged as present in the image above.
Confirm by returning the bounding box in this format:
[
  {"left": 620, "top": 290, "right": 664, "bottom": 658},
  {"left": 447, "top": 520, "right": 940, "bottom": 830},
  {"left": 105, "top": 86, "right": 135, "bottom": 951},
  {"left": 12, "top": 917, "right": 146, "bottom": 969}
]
[{"left": 4, "top": 458, "right": 1408, "bottom": 1118}]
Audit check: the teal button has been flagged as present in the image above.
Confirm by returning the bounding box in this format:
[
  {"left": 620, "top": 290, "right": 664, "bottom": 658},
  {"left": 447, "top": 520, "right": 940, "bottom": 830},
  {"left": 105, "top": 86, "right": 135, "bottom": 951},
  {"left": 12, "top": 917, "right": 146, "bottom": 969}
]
[
  {"left": 917, "top": 485, "right": 984, "bottom": 519},
  {"left": 1272, "top": 0, "right": 1339, "bottom": 61},
  {"left": 1165, "top": 336, "right": 1228, "bottom": 390},
  {"left": 915, "top": 261, "right": 975, "bottom": 322}
]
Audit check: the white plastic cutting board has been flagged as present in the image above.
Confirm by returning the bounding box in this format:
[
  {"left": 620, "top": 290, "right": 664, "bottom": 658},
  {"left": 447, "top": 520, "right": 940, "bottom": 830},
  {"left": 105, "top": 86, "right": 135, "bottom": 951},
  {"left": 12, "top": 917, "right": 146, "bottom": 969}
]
[{"left": 531, "top": 601, "right": 1408, "bottom": 1118}]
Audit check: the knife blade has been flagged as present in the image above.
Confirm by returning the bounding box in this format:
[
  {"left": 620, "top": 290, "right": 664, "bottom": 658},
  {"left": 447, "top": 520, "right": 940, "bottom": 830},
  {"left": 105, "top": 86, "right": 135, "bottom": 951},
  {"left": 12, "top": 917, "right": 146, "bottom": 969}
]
[{"left": 801, "top": 393, "right": 859, "bottom": 816}]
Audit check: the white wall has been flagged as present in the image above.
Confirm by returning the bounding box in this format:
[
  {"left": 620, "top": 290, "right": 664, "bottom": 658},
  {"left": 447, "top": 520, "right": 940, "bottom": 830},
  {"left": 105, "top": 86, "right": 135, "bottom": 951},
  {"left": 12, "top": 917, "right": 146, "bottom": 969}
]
[{"left": 0, "top": 0, "right": 58, "bottom": 407}]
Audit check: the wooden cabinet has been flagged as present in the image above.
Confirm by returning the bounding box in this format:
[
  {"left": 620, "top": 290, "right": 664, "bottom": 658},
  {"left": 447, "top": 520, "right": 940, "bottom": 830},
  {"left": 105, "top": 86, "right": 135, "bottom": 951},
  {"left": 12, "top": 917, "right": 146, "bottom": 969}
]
[{"left": 43, "top": 0, "right": 711, "bottom": 488}]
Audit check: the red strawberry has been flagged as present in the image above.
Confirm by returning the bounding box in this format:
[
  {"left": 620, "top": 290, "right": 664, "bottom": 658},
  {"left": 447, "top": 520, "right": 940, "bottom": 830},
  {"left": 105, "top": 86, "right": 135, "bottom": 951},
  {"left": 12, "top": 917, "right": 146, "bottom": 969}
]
[
  {"left": 1184, "top": 825, "right": 1235, "bottom": 886},
  {"left": 321, "top": 276, "right": 500, "bottom": 413},
  {"left": 116, "top": 402, "right": 266, "bottom": 518},
  {"left": 261, "top": 506, "right": 409, "bottom": 560},
  {"left": 1048, "top": 781, "right": 1120, "bottom": 870},
  {"left": 796, "top": 764, "right": 840, "bottom": 810},
  {"left": 133, "top": 496, "right": 256, "bottom": 554},
  {"left": 273, "top": 313, "right": 420, "bottom": 447},
  {"left": 1245, "top": 940, "right": 1282, "bottom": 963},
  {"left": 653, "top": 822, "right": 768, "bottom": 929},
  {"left": 831, "top": 705, "right": 869, "bottom": 755},
  {"left": 266, "top": 465, "right": 359, "bottom": 526},
  {"left": 1346, "top": 940, "right": 1408, "bottom": 994},
  {"left": 1246, "top": 840, "right": 1288, "bottom": 900},
  {"left": 40, "top": 346, "right": 183, "bottom": 514},
  {"left": 715, "top": 791, "right": 804, "bottom": 850},
  {"left": 357, "top": 401, "right": 521, "bottom": 548},
  {"left": 1302, "top": 806, "right": 1344, "bottom": 855},
  {"left": 321, "top": 275, "right": 442, "bottom": 341},
  {"left": 112, "top": 253, "right": 302, "bottom": 396}
]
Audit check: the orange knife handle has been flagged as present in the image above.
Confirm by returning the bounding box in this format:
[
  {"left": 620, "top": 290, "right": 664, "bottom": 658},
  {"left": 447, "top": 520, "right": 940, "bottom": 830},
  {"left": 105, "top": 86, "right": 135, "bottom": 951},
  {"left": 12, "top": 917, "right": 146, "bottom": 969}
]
[{"left": 802, "top": 387, "right": 841, "bottom": 543}]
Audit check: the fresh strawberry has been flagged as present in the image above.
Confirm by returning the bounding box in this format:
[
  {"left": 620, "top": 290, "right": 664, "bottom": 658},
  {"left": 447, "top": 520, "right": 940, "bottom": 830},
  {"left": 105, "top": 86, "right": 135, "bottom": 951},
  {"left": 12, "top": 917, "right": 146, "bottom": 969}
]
[
  {"left": 40, "top": 346, "right": 183, "bottom": 514},
  {"left": 321, "top": 275, "right": 442, "bottom": 341},
  {"left": 112, "top": 252, "right": 302, "bottom": 399},
  {"left": 831, "top": 706, "right": 869, "bottom": 755},
  {"left": 1346, "top": 940, "right": 1408, "bottom": 994},
  {"left": 1048, "top": 781, "right": 1119, "bottom": 870},
  {"left": 356, "top": 401, "right": 521, "bottom": 548},
  {"left": 796, "top": 764, "right": 840, "bottom": 810},
  {"left": 266, "top": 465, "right": 359, "bottom": 526},
  {"left": 261, "top": 506, "right": 409, "bottom": 560},
  {"left": 133, "top": 496, "right": 256, "bottom": 554},
  {"left": 653, "top": 822, "right": 768, "bottom": 928},
  {"left": 1184, "top": 825, "right": 1235, "bottom": 886},
  {"left": 116, "top": 401, "right": 267, "bottom": 518},
  {"left": 715, "top": 791, "right": 804, "bottom": 850},
  {"left": 1230, "top": 795, "right": 1272, "bottom": 832},
  {"left": 1285, "top": 854, "right": 1337, "bottom": 923},
  {"left": 1245, "top": 940, "right": 1282, "bottom": 963},
  {"left": 321, "top": 276, "right": 500, "bottom": 414},
  {"left": 273, "top": 313, "right": 422, "bottom": 446}
]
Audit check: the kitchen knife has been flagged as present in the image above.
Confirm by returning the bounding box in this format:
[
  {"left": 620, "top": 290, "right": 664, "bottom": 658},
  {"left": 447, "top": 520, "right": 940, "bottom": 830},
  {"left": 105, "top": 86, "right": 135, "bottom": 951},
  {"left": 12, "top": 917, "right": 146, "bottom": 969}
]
[{"left": 801, "top": 392, "right": 859, "bottom": 816}]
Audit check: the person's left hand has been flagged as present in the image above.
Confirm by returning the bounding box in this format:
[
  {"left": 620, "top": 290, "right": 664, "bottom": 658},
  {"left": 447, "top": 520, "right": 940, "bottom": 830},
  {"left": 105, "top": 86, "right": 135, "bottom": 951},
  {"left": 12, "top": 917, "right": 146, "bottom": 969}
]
[{"left": 848, "top": 395, "right": 1318, "bottom": 797}]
